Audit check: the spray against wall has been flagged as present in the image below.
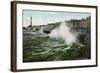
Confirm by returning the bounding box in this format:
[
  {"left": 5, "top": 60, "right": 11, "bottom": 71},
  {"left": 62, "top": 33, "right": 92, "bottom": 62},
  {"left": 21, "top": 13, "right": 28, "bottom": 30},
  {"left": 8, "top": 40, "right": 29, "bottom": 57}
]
[{"left": 49, "top": 21, "right": 77, "bottom": 44}]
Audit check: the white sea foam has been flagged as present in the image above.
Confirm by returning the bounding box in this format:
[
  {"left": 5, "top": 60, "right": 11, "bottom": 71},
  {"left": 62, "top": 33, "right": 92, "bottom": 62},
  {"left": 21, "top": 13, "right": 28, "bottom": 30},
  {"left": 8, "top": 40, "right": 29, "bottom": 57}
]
[{"left": 49, "top": 21, "right": 77, "bottom": 44}]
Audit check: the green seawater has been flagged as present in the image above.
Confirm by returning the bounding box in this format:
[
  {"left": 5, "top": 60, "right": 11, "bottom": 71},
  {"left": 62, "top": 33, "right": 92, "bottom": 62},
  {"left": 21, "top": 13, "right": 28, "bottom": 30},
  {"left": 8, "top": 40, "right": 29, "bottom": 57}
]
[{"left": 23, "top": 31, "right": 88, "bottom": 62}]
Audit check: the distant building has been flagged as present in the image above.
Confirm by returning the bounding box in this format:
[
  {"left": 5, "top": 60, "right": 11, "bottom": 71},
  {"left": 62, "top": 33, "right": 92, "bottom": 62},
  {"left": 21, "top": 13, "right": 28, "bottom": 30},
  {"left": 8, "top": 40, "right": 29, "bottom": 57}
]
[
  {"left": 66, "top": 16, "right": 91, "bottom": 33},
  {"left": 26, "top": 20, "right": 61, "bottom": 33}
]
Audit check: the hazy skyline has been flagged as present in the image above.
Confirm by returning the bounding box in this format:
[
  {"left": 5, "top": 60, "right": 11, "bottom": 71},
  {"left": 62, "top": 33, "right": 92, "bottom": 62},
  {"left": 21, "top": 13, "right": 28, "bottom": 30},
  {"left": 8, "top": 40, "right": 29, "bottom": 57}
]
[{"left": 23, "top": 10, "right": 90, "bottom": 27}]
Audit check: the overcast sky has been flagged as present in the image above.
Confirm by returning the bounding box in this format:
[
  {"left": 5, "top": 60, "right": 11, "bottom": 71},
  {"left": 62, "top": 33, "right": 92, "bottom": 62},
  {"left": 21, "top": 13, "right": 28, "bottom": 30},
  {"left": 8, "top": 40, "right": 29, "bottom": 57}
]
[{"left": 23, "top": 10, "right": 90, "bottom": 27}]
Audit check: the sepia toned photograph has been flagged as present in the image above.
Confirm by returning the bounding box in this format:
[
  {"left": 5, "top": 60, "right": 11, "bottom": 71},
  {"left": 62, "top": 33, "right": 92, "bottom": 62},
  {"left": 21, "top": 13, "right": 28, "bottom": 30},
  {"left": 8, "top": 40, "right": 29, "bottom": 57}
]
[{"left": 23, "top": 10, "right": 91, "bottom": 62}]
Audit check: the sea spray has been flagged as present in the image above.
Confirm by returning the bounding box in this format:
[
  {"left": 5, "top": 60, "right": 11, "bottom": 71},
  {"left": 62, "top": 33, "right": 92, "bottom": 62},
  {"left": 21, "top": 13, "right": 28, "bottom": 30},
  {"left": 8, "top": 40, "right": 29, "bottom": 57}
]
[{"left": 49, "top": 21, "right": 77, "bottom": 44}]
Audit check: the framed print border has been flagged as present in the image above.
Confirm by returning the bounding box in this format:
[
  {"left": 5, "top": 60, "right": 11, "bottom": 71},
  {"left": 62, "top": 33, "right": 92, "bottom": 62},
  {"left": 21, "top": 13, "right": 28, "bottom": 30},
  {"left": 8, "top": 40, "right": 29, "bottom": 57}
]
[{"left": 11, "top": 1, "right": 98, "bottom": 72}]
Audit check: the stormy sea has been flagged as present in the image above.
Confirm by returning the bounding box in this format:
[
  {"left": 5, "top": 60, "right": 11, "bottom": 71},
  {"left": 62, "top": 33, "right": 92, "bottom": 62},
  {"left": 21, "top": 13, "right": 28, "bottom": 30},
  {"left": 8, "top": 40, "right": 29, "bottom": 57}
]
[{"left": 23, "top": 21, "right": 90, "bottom": 62}]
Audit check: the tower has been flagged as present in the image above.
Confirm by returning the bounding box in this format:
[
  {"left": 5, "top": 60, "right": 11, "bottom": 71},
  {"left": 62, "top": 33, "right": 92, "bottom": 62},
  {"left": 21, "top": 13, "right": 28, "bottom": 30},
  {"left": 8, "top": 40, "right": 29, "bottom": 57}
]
[{"left": 30, "top": 16, "right": 32, "bottom": 26}]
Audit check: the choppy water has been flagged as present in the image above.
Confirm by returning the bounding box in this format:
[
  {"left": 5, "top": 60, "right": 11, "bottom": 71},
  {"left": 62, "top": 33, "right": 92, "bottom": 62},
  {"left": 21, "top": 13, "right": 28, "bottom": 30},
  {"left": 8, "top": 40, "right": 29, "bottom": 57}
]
[
  {"left": 23, "top": 21, "right": 90, "bottom": 62},
  {"left": 23, "top": 31, "right": 88, "bottom": 62}
]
